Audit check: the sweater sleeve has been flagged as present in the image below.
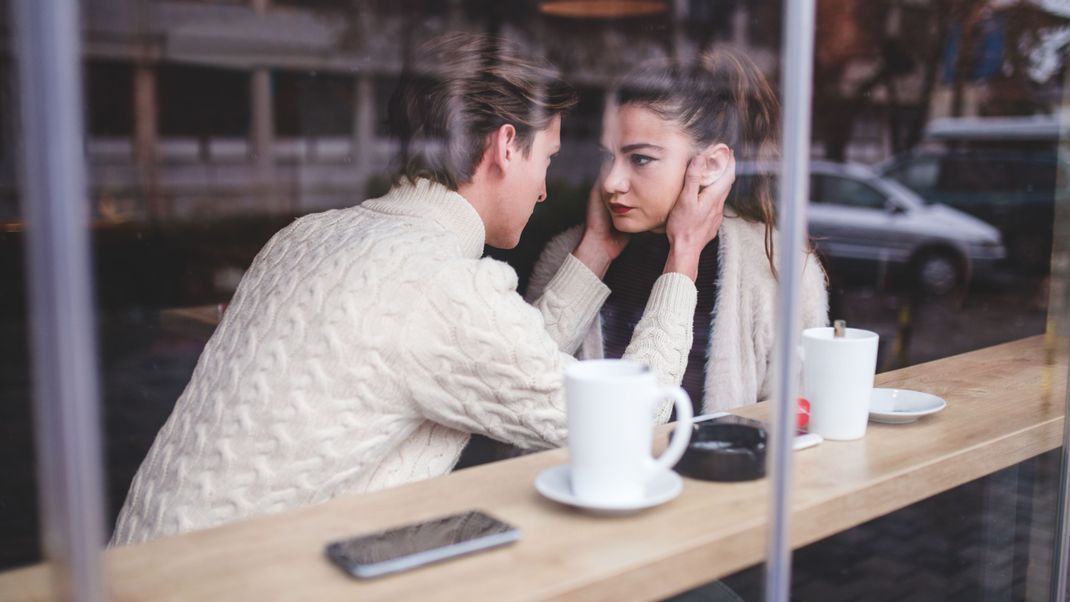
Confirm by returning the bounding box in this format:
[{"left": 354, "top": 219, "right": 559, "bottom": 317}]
[
  {"left": 622, "top": 272, "right": 699, "bottom": 423},
  {"left": 525, "top": 227, "right": 598, "bottom": 354},
  {"left": 529, "top": 227, "right": 699, "bottom": 423},
  {"left": 404, "top": 257, "right": 695, "bottom": 449}
]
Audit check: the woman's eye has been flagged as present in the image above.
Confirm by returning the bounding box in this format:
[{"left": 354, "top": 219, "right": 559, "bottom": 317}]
[
  {"left": 599, "top": 151, "right": 614, "bottom": 164},
  {"left": 630, "top": 154, "right": 654, "bottom": 167}
]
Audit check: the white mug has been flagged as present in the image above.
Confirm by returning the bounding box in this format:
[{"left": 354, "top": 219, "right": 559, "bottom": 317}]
[
  {"left": 565, "top": 359, "right": 693, "bottom": 505},
  {"left": 801, "top": 327, "right": 879, "bottom": 440}
]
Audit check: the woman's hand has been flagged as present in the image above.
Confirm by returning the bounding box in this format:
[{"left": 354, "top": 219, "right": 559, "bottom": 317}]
[
  {"left": 664, "top": 153, "right": 736, "bottom": 280},
  {"left": 573, "top": 180, "right": 630, "bottom": 279}
]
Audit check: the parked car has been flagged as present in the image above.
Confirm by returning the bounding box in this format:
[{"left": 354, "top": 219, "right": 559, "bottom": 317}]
[
  {"left": 806, "top": 161, "right": 1005, "bottom": 296},
  {"left": 879, "top": 116, "right": 1065, "bottom": 274},
  {"left": 740, "top": 161, "right": 1006, "bottom": 296}
]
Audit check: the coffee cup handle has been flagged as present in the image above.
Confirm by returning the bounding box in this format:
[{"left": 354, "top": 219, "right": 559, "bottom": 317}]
[{"left": 650, "top": 386, "right": 693, "bottom": 475}]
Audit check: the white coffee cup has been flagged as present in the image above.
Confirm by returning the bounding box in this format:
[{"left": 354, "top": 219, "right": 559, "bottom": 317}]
[
  {"left": 565, "top": 359, "right": 693, "bottom": 505},
  {"left": 801, "top": 327, "right": 879, "bottom": 441}
]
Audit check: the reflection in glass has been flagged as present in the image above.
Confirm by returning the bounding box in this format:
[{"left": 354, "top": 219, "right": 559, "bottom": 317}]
[{"left": 0, "top": 2, "right": 1067, "bottom": 602}]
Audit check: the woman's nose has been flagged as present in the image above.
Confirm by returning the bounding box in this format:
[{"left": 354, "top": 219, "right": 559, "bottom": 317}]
[{"left": 602, "top": 160, "right": 628, "bottom": 195}]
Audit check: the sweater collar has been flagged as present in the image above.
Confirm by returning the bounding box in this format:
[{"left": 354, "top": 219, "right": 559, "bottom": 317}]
[{"left": 361, "top": 178, "right": 486, "bottom": 258}]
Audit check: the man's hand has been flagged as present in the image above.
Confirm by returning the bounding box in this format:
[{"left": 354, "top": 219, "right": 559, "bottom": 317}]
[
  {"left": 664, "top": 153, "right": 736, "bottom": 280},
  {"left": 573, "top": 180, "right": 630, "bottom": 279}
]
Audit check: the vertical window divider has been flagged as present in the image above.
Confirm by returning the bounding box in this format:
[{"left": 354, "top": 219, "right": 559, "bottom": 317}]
[
  {"left": 13, "top": 1, "right": 108, "bottom": 600},
  {"left": 1049, "top": 72, "right": 1070, "bottom": 602},
  {"left": 764, "top": 1, "right": 816, "bottom": 601}
]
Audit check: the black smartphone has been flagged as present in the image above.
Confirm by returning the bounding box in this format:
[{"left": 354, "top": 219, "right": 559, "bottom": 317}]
[{"left": 325, "top": 510, "right": 520, "bottom": 579}]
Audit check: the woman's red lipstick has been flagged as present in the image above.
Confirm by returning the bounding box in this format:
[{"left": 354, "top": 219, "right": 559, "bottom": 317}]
[{"left": 609, "top": 203, "right": 632, "bottom": 215}]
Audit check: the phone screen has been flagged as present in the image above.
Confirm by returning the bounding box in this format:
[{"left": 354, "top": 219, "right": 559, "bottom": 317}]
[{"left": 326, "top": 510, "right": 519, "bottom": 578}]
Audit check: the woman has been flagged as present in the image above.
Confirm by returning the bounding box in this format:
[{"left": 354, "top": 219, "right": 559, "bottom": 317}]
[{"left": 528, "top": 47, "right": 829, "bottom": 413}]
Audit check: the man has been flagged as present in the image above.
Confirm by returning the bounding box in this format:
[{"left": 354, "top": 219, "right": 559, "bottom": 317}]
[{"left": 112, "top": 33, "right": 713, "bottom": 545}]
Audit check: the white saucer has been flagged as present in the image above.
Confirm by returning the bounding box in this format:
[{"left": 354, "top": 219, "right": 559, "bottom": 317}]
[
  {"left": 869, "top": 388, "right": 947, "bottom": 424},
  {"left": 534, "top": 464, "right": 683, "bottom": 515}
]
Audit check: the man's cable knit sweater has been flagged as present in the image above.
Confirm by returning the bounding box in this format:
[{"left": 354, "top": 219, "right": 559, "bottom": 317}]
[
  {"left": 527, "top": 213, "right": 829, "bottom": 413},
  {"left": 111, "top": 179, "right": 698, "bottom": 545}
]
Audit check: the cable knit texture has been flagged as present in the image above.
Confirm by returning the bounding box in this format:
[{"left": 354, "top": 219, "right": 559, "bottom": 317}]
[
  {"left": 112, "top": 179, "right": 697, "bottom": 546},
  {"left": 528, "top": 213, "right": 829, "bottom": 413}
]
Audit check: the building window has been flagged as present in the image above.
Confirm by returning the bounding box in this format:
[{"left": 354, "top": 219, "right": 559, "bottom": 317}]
[
  {"left": 85, "top": 60, "right": 134, "bottom": 137},
  {"left": 273, "top": 71, "right": 354, "bottom": 138},
  {"left": 157, "top": 63, "right": 250, "bottom": 138}
]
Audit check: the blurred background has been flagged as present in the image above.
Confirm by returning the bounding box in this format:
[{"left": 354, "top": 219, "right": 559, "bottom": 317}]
[{"left": 1, "top": 1, "right": 1068, "bottom": 599}]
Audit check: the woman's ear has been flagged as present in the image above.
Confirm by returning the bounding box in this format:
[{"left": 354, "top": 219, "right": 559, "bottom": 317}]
[{"left": 697, "top": 143, "right": 732, "bottom": 187}]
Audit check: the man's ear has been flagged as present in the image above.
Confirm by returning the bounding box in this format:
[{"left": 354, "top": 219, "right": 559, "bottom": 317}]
[
  {"left": 697, "top": 143, "right": 732, "bottom": 187},
  {"left": 485, "top": 124, "right": 518, "bottom": 178}
]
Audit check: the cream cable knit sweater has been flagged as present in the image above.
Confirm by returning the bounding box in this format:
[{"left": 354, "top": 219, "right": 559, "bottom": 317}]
[
  {"left": 528, "top": 214, "right": 829, "bottom": 413},
  {"left": 112, "top": 179, "right": 698, "bottom": 545}
]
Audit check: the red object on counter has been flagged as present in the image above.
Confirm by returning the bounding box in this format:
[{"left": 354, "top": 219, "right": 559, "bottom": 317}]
[{"left": 797, "top": 397, "right": 810, "bottom": 430}]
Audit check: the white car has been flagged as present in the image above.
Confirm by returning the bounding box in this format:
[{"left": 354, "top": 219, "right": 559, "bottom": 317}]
[
  {"left": 807, "top": 161, "right": 1005, "bottom": 295},
  {"left": 742, "top": 161, "right": 1006, "bottom": 295}
]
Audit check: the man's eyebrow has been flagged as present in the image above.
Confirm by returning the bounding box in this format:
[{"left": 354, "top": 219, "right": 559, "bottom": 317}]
[{"left": 621, "top": 143, "right": 664, "bottom": 153}]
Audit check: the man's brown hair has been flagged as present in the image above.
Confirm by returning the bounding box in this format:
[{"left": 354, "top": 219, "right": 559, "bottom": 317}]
[{"left": 387, "top": 33, "right": 578, "bottom": 190}]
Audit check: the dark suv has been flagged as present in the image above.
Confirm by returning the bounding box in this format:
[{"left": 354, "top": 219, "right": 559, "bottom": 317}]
[{"left": 880, "top": 148, "right": 1064, "bottom": 274}]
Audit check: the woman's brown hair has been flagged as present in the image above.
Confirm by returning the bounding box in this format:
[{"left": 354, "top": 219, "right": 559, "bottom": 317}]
[{"left": 615, "top": 47, "right": 781, "bottom": 274}]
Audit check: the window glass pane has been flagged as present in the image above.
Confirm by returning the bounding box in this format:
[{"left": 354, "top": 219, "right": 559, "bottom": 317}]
[
  {"left": 937, "top": 155, "right": 1014, "bottom": 193},
  {"left": 0, "top": 0, "right": 39, "bottom": 573},
  {"left": 814, "top": 174, "right": 887, "bottom": 209},
  {"left": 86, "top": 60, "right": 134, "bottom": 137},
  {"left": 890, "top": 156, "right": 939, "bottom": 193},
  {"left": 1, "top": 2, "right": 1068, "bottom": 602},
  {"left": 784, "top": 1, "right": 1068, "bottom": 599},
  {"left": 1012, "top": 155, "right": 1059, "bottom": 193},
  {"left": 157, "top": 64, "right": 249, "bottom": 138},
  {"left": 273, "top": 70, "right": 354, "bottom": 138}
]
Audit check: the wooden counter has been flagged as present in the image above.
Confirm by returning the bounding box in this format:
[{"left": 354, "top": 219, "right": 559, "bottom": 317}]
[{"left": 0, "top": 335, "right": 1065, "bottom": 601}]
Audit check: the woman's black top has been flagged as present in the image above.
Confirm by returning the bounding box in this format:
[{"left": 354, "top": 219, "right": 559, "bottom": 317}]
[{"left": 600, "top": 232, "right": 719, "bottom": 414}]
